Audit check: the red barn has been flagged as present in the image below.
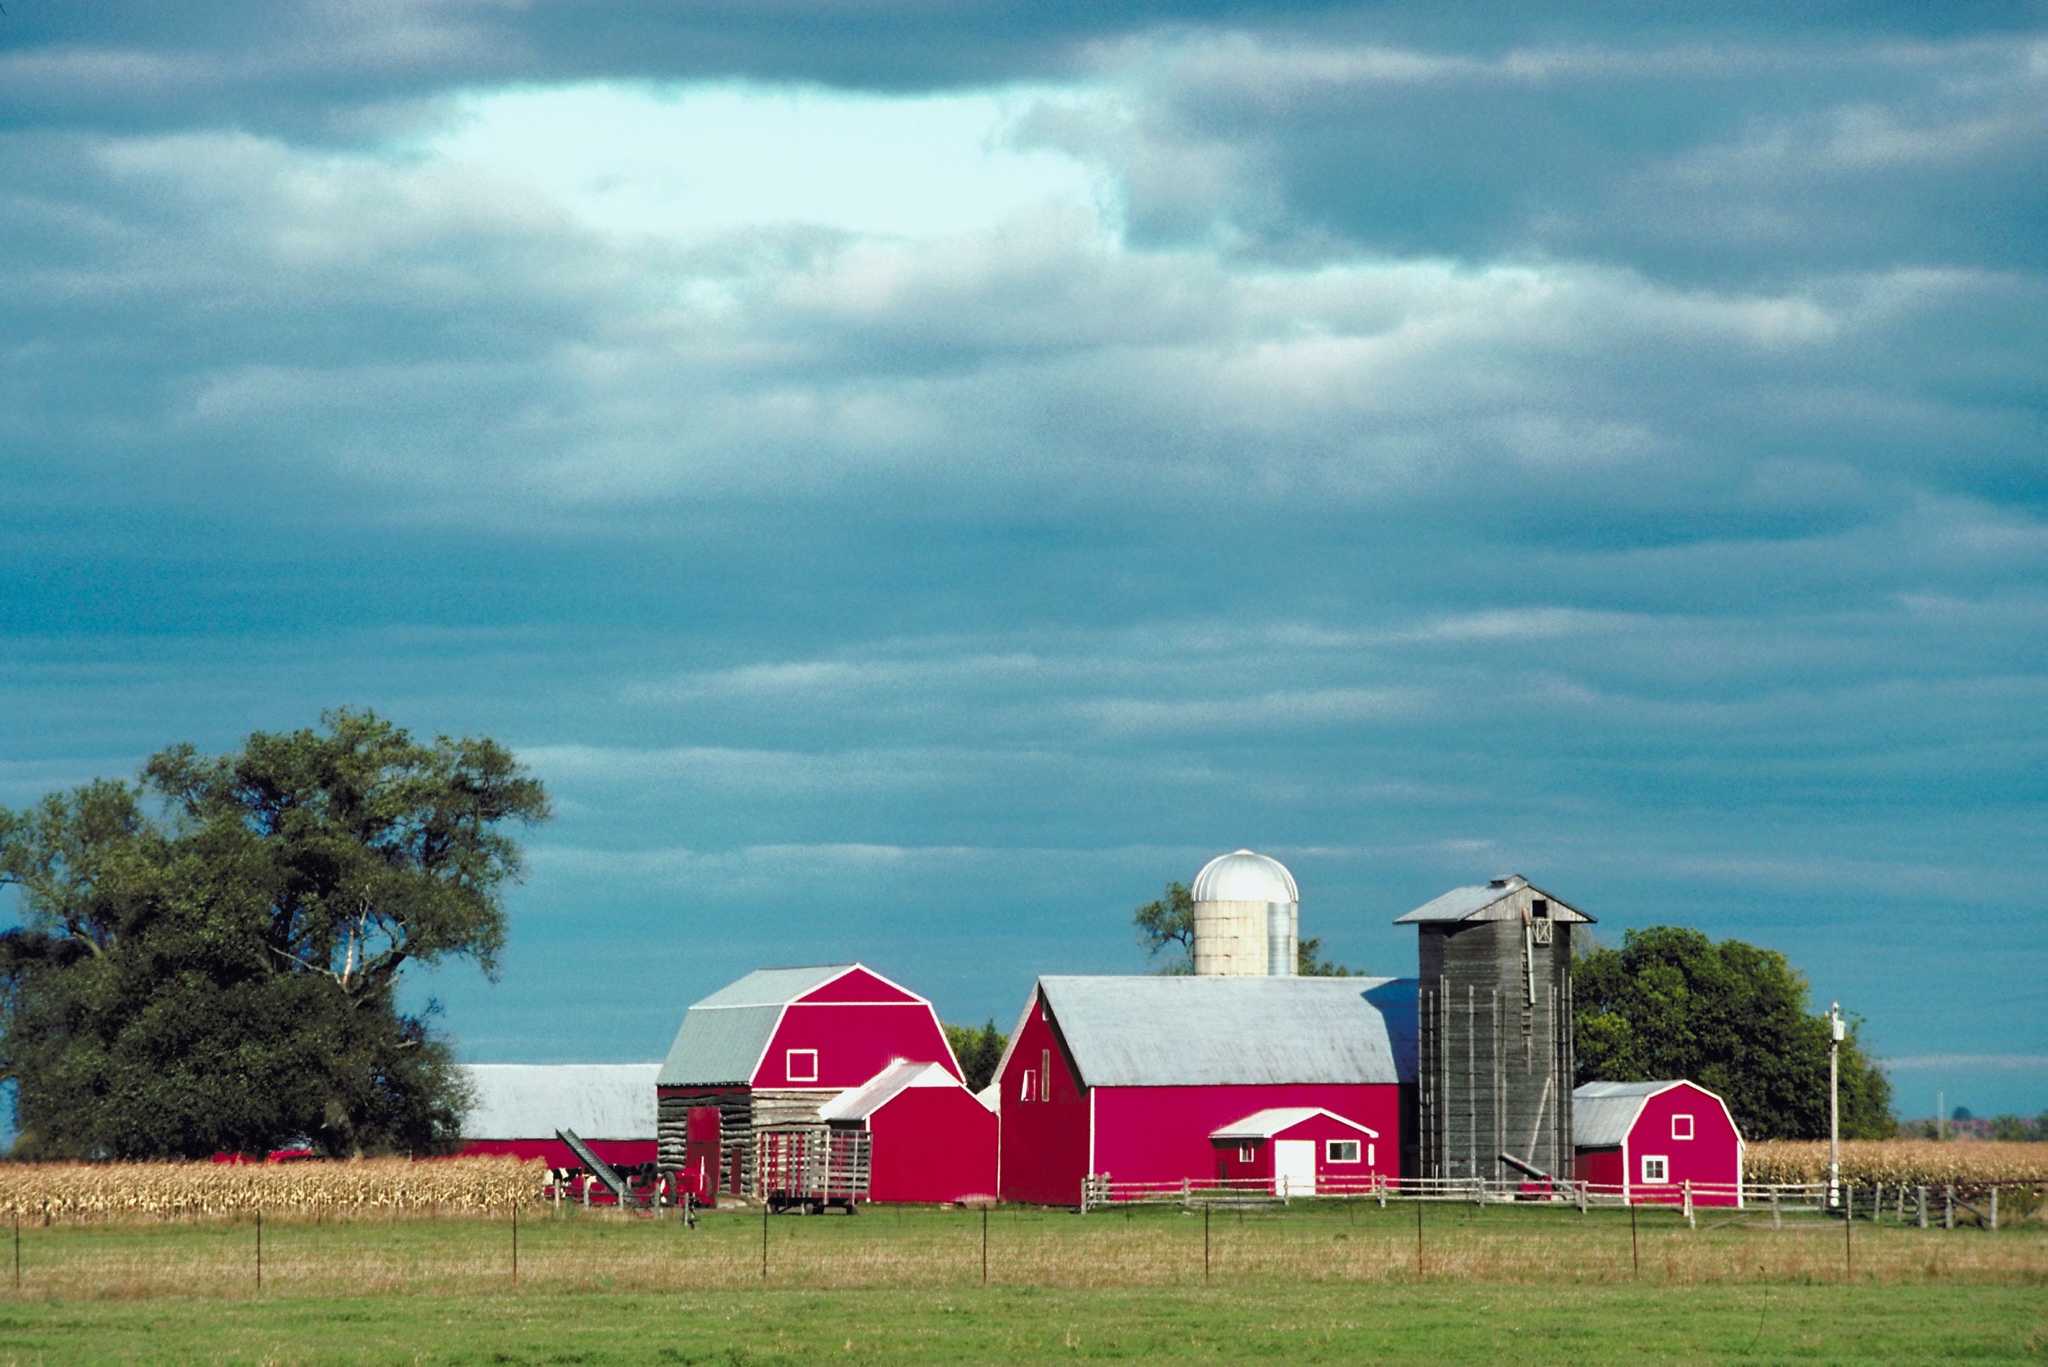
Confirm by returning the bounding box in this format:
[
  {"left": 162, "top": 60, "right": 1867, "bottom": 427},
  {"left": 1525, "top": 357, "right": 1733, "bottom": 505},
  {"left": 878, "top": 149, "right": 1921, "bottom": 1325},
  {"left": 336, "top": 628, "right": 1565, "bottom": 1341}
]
[
  {"left": 656, "top": 964, "right": 962, "bottom": 1201},
  {"left": 1210, "top": 1107, "right": 1384, "bottom": 1196},
  {"left": 995, "top": 975, "right": 1416, "bottom": 1206},
  {"left": 455, "top": 1064, "right": 659, "bottom": 1200},
  {"left": 820, "top": 1061, "right": 997, "bottom": 1204},
  {"left": 1573, "top": 1080, "right": 1744, "bottom": 1206}
]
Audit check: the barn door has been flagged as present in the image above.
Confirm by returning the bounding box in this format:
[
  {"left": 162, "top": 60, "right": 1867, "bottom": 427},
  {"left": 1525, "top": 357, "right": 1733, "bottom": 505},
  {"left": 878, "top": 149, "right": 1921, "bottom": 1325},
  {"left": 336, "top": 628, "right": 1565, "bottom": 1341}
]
[{"left": 1274, "top": 1140, "right": 1316, "bottom": 1197}]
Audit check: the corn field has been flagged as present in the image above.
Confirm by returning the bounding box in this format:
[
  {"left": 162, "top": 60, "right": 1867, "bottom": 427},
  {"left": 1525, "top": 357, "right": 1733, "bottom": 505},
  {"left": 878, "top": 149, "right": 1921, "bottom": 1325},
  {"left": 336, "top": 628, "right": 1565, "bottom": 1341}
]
[
  {"left": 0, "top": 1158, "right": 547, "bottom": 1221},
  {"left": 1745, "top": 1141, "right": 2048, "bottom": 1189}
]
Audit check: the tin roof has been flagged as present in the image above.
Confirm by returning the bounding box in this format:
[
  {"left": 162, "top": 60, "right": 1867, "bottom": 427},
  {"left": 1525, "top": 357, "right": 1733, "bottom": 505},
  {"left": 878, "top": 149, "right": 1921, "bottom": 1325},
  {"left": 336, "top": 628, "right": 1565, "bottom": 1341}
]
[
  {"left": 691, "top": 965, "right": 857, "bottom": 1008},
  {"left": 1036, "top": 976, "right": 1417, "bottom": 1087},
  {"left": 1572, "top": 1080, "right": 1678, "bottom": 1147},
  {"left": 1393, "top": 875, "right": 1593, "bottom": 924},
  {"left": 458, "top": 1064, "right": 658, "bottom": 1140},
  {"left": 658, "top": 964, "right": 864, "bottom": 1087},
  {"left": 1210, "top": 1106, "right": 1379, "bottom": 1140},
  {"left": 818, "top": 1060, "right": 956, "bottom": 1122}
]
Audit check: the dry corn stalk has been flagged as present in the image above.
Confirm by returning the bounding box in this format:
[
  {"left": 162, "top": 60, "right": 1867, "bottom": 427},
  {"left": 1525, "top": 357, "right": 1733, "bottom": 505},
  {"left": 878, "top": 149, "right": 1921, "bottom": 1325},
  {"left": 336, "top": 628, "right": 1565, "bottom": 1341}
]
[{"left": 0, "top": 1156, "right": 547, "bottom": 1221}]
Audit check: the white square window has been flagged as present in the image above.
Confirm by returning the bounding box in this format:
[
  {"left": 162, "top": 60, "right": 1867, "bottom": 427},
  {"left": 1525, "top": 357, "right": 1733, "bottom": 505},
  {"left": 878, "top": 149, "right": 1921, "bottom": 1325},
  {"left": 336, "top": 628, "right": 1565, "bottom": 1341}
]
[
  {"left": 1326, "top": 1140, "right": 1362, "bottom": 1164},
  {"left": 1641, "top": 1154, "right": 1669, "bottom": 1184},
  {"left": 1237, "top": 1144, "right": 1255, "bottom": 1164},
  {"left": 785, "top": 1048, "right": 818, "bottom": 1083},
  {"left": 1672, "top": 1113, "right": 1694, "bottom": 1141},
  {"left": 1019, "top": 1069, "right": 1036, "bottom": 1101}
]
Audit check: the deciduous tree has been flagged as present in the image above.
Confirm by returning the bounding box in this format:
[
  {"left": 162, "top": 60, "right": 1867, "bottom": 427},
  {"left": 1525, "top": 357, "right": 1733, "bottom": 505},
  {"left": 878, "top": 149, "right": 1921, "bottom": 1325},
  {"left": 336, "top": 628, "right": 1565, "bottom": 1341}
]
[{"left": 0, "top": 709, "right": 547, "bottom": 1158}]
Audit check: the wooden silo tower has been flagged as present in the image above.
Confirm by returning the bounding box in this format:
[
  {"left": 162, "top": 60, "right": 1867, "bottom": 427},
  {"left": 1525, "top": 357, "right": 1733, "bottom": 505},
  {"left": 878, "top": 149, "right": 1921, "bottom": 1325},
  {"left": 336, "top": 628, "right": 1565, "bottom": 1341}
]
[{"left": 1397, "top": 876, "right": 1593, "bottom": 1184}]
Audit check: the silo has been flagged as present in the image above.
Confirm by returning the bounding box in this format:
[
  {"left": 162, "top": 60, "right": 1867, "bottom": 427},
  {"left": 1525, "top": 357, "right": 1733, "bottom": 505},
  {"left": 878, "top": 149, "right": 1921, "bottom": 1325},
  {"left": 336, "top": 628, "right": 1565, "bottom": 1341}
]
[
  {"left": 1191, "top": 849, "right": 1298, "bottom": 977},
  {"left": 1396, "top": 875, "right": 1593, "bottom": 1183}
]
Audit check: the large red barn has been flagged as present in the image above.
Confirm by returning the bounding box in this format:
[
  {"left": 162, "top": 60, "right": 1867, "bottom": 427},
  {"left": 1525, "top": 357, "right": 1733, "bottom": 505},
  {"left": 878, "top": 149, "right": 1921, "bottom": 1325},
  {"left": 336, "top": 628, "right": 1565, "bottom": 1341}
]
[
  {"left": 1572, "top": 1079, "right": 1744, "bottom": 1206},
  {"left": 995, "top": 975, "right": 1416, "bottom": 1206},
  {"left": 656, "top": 963, "right": 963, "bottom": 1201}
]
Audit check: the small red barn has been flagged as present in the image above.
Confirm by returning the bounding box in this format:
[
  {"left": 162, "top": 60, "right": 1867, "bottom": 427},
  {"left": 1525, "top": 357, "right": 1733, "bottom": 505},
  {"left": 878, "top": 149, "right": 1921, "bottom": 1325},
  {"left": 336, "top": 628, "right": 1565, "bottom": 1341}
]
[
  {"left": 995, "top": 975, "right": 1415, "bottom": 1205},
  {"left": 1573, "top": 1080, "right": 1744, "bottom": 1206},
  {"left": 1210, "top": 1107, "right": 1383, "bottom": 1196},
  {"left": 820, "top": 1061, "right": 997, "bottom": 1204},
  {"left": 656, "top": 964, "right": 962, "bottom": 1201}
]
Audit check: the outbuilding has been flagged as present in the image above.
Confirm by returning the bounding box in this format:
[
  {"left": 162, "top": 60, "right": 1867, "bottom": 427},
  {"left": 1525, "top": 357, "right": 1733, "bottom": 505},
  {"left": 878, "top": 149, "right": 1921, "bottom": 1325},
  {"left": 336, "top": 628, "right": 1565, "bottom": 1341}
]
[
  {"left": 995, "top": 975, "right": 1415, "bottom": 1205},
  {"left": 456, "top": 1063, "right": 659, "bottom": 1171},
  {"left": 1572, "top": 1079, "right": 1744, "bottom": 1207},
  {"left": 820, "top": 1061, "right": 997, "bottom": 1204},
  {"left": 656, "top": 963, "right": 964, "bottom": 1202},
  {"left": 1210, "top": 1107, "right": 1383, "bottom": 1196}
]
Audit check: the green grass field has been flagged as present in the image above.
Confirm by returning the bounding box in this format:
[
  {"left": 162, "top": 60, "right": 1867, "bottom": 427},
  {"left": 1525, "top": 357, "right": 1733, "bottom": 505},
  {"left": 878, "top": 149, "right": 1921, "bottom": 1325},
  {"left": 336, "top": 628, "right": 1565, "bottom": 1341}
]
[{"left": 2, "top": 1201, "right": 2043, "bottom": 1362}]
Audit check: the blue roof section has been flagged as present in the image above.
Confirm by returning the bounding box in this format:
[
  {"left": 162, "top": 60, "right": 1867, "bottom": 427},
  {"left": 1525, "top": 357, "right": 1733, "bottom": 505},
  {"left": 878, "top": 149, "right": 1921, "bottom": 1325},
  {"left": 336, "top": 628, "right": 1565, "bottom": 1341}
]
[{"left": 1037, "top": 976, "right": 1418, "bottom": 1087}]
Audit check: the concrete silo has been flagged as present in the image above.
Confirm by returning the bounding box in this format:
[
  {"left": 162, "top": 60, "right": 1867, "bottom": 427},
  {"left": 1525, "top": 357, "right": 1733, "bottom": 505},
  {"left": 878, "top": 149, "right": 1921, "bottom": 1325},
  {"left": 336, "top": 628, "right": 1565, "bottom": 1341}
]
[{"left": 1191, "top": 848, "right": 1298, "bottom": 977}]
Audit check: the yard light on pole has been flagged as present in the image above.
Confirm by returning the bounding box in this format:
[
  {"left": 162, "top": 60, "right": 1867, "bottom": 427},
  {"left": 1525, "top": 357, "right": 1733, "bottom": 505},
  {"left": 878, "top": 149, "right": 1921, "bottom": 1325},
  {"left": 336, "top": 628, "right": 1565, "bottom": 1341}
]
[{"left": 1828, "top": 1001, "right": 1844, "bottom": 1211}]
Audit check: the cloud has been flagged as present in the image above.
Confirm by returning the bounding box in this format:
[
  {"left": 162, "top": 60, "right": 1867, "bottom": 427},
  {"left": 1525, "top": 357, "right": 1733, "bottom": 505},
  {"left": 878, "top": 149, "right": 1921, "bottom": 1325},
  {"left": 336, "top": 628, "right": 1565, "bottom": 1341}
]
[{"left": 1880, "top": 1055, "right": 2048, "bottom": 1073}]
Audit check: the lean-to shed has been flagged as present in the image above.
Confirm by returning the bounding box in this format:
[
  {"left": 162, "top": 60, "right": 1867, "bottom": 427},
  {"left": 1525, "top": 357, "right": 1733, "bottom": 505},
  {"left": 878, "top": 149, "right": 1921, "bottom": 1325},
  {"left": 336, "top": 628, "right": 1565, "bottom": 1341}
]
[
  {"left": 994, "top": 975, "right": 1416, "bottom": 1205},
  {"left": 820, "top": 1061, "right": 997, "bottom": 1204},
  {"left": 656, "top": 964, "right": 960, "bottom": 1201},
  {"left": 1573, "top": 1079, "right": 1743, "bottom": 1206},
  {"left": 1210, "top": 1107, "right": 1382, "bottom": 1196}
]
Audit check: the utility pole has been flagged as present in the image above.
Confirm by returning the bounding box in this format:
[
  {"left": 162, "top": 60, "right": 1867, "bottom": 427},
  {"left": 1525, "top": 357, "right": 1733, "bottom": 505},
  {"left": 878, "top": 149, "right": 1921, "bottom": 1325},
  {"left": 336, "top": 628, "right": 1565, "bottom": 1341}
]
[
  {"left": 1828, "top": 1001, "right": 1844, "bottom": 1211},
  {"left": 1937, "top": 1089, "right": 1945, "bottom": 1141}
]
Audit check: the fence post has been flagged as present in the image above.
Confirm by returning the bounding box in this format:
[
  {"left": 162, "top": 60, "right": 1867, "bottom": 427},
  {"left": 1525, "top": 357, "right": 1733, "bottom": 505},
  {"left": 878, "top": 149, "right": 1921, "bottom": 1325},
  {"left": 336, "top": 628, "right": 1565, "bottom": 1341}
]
[
  {"left": 1377, "top": 1175, "right": 1387, "bottom": 1210},
  {"left": 1989, "top": 1187, "right": 1998, "bottom": 1231},
  {"left": 1771, "top": 1188, "right": 1781, "bottom": 1229},
  {"left": 1682, "top": 1180, "right": 1694, "bottom": 1229},
  {"left": 1916, "top": 1186, "right": 1927, "bottom": 1229},
  {"left": 1944, "top": 1185, "right": 1954, "bottom": 1231},
  {"left": 1844, "top": 1186, "right": 1852, "bottom": 1278},
  {"left": 1576, "top": 1182, "right": 1586, "bottom": 1216}
]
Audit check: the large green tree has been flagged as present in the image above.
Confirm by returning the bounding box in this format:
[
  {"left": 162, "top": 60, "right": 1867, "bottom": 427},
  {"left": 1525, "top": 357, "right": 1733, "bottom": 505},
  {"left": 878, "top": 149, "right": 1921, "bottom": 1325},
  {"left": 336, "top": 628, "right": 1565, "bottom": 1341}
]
[
  {"left": 1133, "top": 881, "right": 1350, "bottom": 976},
  {"left": 943, "top": 1019, "right": 1008, "bottom": 1093},
  {"left": 0, "top": 709, "right": 548, "bottom": 1159},
  {"left": 1573, "top": 926, "right": 1892, "bottom": 1140}
]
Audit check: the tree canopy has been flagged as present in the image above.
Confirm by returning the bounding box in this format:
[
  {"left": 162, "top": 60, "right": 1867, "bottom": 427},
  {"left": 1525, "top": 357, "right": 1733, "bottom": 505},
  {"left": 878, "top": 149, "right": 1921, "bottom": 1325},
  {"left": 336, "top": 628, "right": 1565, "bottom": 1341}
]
[
  {"left": 1573, "top": 926, "right": 1893, "bottom": 1140},
  {"left": 1133, "top": 880, "right": 1350, "bottom": 976},
  {"left": 943, "top": 1019, "right": 1008, "bottom": 1093},
  {"left": 0, "top": 710, "right": 549, "bottom": 1159}
]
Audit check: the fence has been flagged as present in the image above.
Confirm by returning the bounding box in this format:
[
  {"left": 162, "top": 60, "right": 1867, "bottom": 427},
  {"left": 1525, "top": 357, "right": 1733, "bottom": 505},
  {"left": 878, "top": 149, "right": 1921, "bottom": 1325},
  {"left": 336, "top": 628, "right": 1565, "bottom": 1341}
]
[
  {"left": 1, "top": 1187, "right": 2041, "bottom": 1301},
  {"left": 1079, "top": 1173, "right": 2020, "bottom": 1229}
]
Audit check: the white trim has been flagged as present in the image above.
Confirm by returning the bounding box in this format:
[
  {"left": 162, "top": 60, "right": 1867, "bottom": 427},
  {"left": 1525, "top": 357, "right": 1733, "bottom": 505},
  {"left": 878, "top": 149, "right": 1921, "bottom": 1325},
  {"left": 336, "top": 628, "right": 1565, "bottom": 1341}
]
[
  {"left": 988, "top": 984, "right": 1042, "bottom": 1094},
  {"left": 745, "top": 1002, "right": 796, "bottom": 1085},
  {"left": 1640, "top": 1153, "right": 1668, "bottom": 1185},
  {"left": 1671, "top": 1112, "right": 1694, "bottom": 1141},
  {"left": 1088, "top": 1086, "right": 1098, "bottom": 1179},
  {"left": 785, "top": 1048, "right": 819, "bottom": 1083},
  {"left": 1237, "top": 1143, "right": 1255, "bottom": 1164},
  {"left": 1019, "top": 1069, "right": 1036, "bottom": 1102}
]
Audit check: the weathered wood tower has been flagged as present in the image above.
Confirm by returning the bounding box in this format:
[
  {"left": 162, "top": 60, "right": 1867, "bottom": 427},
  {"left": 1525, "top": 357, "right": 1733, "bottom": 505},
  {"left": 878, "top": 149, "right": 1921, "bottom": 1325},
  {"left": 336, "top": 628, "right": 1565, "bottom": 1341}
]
[{"left": 1397, "top": 876, "right": 1592, "bottom": 1183}]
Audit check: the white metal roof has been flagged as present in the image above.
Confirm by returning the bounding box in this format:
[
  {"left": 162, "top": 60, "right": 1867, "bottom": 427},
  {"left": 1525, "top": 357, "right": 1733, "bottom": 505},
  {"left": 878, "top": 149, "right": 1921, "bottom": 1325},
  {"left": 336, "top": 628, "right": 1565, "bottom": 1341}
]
[
  {"left": 1209, "top": 1107, "right": 1379, "bottom": 1141},
  {"left": 690, "top": 964, "right": 858, "bottom": 1008},
  {"left": 818, "top": 1060, "right": 958, "bottom": 1122},
  {"left": 1393, "top": 875, "right": 1592, "bottom": 924},
  {"left": 1192, "top": 849, "right": 1299, "bottom": 903},
  {"left": 458, "top": 1064, "right": 659, "bottom": 1140},
  {"left": 973, "top": 1081, "right": 999, "bottom": 1114},
  {"left": 1033, "top": 975, "right": 1416, "bottom": 1087}
]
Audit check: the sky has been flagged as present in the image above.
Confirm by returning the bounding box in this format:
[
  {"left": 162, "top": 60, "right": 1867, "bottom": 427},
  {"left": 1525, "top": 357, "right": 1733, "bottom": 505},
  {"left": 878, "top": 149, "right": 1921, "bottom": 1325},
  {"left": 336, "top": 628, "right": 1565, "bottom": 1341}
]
[{"left": 2, "top": 2, "right": 2044, "bottom": 1134}]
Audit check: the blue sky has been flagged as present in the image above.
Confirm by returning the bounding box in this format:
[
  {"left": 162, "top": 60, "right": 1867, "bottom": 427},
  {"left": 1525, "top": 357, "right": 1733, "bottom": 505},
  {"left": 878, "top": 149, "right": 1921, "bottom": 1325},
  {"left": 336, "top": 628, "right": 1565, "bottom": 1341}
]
[{"left": 2, "top": 2, "right": 2043, "bottom": 1132}]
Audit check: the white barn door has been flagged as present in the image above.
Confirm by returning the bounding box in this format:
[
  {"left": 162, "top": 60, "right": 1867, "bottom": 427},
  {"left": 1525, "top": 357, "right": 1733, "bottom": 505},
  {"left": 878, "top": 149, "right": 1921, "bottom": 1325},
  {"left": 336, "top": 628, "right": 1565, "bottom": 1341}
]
[{"left": 1274, "top": 1140, "right": 1316, "bottom": 1197}]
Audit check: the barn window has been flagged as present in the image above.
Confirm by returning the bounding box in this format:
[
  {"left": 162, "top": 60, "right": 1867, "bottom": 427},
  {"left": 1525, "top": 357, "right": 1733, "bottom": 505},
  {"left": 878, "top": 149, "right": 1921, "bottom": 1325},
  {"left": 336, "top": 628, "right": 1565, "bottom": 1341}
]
[
  {"left": 1039, "top": 1049, "right": 1051, "bottom": 1102},
  {"left": 1237, "top": 1144, "right": 1254, "bottom": 1163},
  {"left": 1326, "top": 1140, "right": 1362, "bottom": 1164},
  {"left": 785, "top": 1048, "right": 818, "bottom": 1083},
  {"left": 1019, "top": 1069, "right": 1035, "bottom": 1101},
  {"left": 1641, "top": 1154, "right": 1668, "bottom": 1184},
  {"left": 1672, "top": 1113, "right": 1694, "bottom": 1141}
]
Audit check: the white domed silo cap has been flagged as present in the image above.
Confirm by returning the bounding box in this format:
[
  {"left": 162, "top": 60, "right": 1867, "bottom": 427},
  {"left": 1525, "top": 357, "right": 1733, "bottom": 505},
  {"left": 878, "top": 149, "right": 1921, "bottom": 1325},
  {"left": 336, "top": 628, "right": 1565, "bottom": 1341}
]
[{"left": 1192, "top": 849, "right": 1299, "bottom": 903}]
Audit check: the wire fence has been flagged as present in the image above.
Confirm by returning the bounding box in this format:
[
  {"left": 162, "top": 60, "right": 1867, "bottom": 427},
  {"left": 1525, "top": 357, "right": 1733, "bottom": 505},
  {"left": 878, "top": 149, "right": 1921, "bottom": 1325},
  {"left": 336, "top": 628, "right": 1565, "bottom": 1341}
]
[{"left": 2, "top": 1186, "right": 2041, "bottom": 1302}]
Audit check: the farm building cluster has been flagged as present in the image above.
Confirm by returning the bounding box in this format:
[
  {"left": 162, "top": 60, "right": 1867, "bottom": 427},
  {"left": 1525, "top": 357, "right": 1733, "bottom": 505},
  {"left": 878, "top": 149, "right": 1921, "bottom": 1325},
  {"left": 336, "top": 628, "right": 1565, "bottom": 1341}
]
[{"left": 457, "top": 853, "right": 1746, "bottom": 1208}]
